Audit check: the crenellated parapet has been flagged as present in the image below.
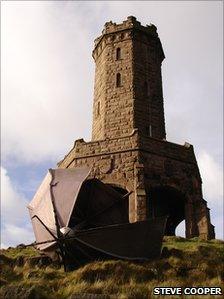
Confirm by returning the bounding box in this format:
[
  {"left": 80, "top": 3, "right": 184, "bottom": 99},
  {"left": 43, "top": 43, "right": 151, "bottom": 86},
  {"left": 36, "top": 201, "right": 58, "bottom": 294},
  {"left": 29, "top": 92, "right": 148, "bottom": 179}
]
[
  {"left": 93, "top": 16, "right": 164, "bottom": 62},
  {"left": 101, "top": 16, "right": 158, "bottom": 36}
]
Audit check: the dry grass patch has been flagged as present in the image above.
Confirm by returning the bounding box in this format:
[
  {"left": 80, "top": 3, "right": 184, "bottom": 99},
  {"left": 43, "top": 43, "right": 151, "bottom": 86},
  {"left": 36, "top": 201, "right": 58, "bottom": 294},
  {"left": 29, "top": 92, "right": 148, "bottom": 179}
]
[{"left": 0, "top": 237, "right": 223, "bottom": 298}]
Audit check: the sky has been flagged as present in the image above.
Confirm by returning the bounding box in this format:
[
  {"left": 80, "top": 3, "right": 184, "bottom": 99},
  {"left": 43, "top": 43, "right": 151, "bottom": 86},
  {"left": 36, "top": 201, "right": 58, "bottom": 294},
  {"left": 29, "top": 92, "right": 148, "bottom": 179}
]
[{"left": 1, "top": 1, "right": 223, "bottom": 247}]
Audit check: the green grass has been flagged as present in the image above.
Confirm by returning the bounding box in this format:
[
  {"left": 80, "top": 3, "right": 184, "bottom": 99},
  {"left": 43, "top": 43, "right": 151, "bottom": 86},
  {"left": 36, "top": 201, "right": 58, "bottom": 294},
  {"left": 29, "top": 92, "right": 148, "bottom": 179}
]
[
  {"left": 0, "top": 237, "right": 223, "bottom": 299},
  {"left": 1, "top": 246, "right": 40, "bottom": 259}
]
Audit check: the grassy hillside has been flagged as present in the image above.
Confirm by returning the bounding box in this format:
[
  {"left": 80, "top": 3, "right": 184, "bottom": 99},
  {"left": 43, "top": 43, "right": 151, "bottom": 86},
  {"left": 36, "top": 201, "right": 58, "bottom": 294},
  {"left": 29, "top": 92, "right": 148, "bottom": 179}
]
[{"left": 0, "top": 237, "right": 223, "bottom": 299}]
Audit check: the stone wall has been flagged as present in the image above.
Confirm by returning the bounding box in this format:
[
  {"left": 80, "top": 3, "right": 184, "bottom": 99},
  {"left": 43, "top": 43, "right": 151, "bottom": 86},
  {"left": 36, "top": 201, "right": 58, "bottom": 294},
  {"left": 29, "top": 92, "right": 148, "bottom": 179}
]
[
  {"left": 58, "top": 130, "right": 196, "bottom": 169},
  {"left": 92, "top": 28, "right": 134, "bottom": 140}
]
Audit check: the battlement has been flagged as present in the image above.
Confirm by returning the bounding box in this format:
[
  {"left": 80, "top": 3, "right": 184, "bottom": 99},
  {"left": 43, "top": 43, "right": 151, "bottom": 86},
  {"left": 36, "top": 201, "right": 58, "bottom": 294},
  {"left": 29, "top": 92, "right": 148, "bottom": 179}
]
[{"left": 94, "top": 16, "right": 158, "bottom": 49}]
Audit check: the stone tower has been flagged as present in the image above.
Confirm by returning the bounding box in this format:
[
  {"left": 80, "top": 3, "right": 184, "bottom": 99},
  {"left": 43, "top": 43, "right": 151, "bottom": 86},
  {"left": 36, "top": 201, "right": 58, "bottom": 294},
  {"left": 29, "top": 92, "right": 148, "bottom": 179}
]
[{"left": 58, "top": 16, "right": 215, "bottom": 239}]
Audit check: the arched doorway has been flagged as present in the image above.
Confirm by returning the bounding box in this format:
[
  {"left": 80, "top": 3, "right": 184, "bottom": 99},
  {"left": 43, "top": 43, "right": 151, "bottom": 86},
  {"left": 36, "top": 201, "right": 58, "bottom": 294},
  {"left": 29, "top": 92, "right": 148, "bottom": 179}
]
[
  {"left": 106, "top": 184, "right": 129, "bottom": 223},
  {"left": 147, "top": 186, "right": 186, "bottom": 236},
  {"left": 176, "top": 220, "right": 185, "bottom": 237}
]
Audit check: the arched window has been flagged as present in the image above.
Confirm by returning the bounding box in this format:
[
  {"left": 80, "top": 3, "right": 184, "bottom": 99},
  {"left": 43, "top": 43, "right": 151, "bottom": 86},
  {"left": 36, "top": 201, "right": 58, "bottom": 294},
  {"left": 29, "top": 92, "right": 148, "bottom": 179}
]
[
  {"left": 116, "top": 73, "right": 121, "bottom": 87},
  {"left": 116, "top": 48, "right": 121, "bottom": 60}
]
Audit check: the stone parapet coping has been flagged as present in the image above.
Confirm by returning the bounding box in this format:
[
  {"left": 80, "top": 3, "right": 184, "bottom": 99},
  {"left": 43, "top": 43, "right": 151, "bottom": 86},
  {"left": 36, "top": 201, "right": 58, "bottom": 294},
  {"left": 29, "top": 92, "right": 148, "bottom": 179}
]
[{"left": 58, "top": 129, "right": 196, "bottom": 168}]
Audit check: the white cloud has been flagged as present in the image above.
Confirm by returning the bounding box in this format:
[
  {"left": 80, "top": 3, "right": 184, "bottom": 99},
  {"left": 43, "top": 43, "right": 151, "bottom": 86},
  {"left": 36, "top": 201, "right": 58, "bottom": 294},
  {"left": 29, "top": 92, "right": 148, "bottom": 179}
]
[
  {"left": 1, "top": 224, "right": 34, "bottom": 249},
  {"left": 197, "top": 151, "right": 223, "bottom": 239},
  {"left": 197, "top": 151, "right": 223, "bottom": 204},
  {"left": 1, "top": 166, "right": 28, "bottom": 223},
  {"left": 1, "top": 167, "right": 34, "bottom": 247},
  {"left": 1, "top": 2, "right": 94, "bottom": 164}
]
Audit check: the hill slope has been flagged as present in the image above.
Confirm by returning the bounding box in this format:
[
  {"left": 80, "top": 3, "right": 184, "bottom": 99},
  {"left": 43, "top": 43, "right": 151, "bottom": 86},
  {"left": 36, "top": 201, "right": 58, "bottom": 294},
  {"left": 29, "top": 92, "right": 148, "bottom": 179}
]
[{"left": 0, "top": 237, "right": 223, "bottom": 299}]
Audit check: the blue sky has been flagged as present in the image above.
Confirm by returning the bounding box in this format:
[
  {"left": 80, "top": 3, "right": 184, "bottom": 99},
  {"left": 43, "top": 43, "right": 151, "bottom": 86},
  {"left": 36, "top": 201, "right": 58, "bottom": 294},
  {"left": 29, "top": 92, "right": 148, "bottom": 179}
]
[{"left": 1, "top": 1, "right": 223, "bottom": 247}]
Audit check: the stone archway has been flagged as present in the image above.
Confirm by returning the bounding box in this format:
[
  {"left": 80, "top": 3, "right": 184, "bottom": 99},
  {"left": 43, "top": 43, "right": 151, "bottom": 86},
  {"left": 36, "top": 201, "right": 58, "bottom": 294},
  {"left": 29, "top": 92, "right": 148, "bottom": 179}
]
[{"left": 148, "top": 186, "right": 186, "bottom": 236}]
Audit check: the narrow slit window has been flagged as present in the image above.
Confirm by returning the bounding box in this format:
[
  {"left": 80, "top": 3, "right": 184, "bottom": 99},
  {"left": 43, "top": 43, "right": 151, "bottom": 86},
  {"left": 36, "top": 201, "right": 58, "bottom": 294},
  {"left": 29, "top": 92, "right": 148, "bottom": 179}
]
[
  {"left": 97, "top": 102, "right": 100, "bottom": 116},
  {"left": 144, "top": 81, "right": 149, "bottom": 97},
  {"left": 116, "top": 47, "right": 121, "bottom": 60},
  {"left": 116, "top": 73, "right": 121, "bottom": 87},
  {"left": 145, "top": 125, "right": 152, "bottom": 136},
  {"left": 149, "top": 125, "right": 152, "bottom": 137}
]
